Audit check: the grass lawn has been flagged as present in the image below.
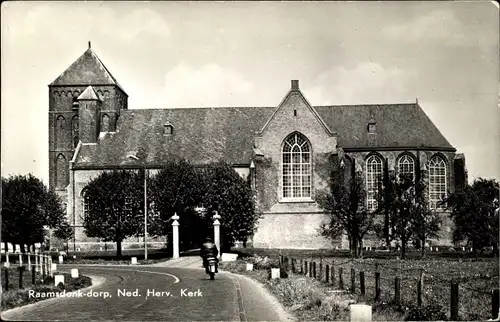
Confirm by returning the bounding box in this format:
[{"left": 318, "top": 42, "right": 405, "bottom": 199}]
[
  {"left": 224, "top": 248, "right": 499, "bottom": 321},
  {"left": 1, "top": 267, "right": 92, "bottom": 311}
]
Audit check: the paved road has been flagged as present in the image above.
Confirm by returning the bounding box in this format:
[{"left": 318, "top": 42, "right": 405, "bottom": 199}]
[{"left": 2, "top": 257, "right": 294, "bottom": 321}]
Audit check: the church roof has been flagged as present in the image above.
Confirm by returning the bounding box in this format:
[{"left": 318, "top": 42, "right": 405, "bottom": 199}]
[
  {"left": 77, "top": 86, "right": 101, "bottom": 101},
  {"left": 315, "top": 103, "right": 455, "bottom": 150},
  {"left": 49, "top": 46, "right": 126, "bottom": 93},
  {"left": 73, "top": 103, "right": 455, "bottom": 169}
]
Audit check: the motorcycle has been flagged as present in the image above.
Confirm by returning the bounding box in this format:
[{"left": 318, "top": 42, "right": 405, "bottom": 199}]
[{"left": 207, "top": 256, "right": 218, "bottom": 280}]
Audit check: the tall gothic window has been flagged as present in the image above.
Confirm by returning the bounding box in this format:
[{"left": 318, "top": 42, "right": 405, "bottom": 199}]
[
  {"left": 397, "top": 154, "right": 415, "bottom": 181},
  {"left": 81, "top": 188, "right": 90, "bottom": 220},
  {"left": 56, "top": 115, "right": 66, "bottom": 148},
  {"left": 282, "top": 132, "right": 311, "bottom": 199},
  {"left": 72, "top": 116, "right": 79, "bottom": 148},
  {"left": 56, "top": 154, "right": 68, "bottom": 188},
  {"left": 429, "top": 155, "right": 447, "bottom": 209},
  {"left": 366, "top": 155, "right": 383, "bottom": 211}
]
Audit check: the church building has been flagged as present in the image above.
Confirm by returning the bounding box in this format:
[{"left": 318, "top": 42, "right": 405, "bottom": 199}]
[{"left": 49, "top": 44, "right": 467, "bottom": 251}]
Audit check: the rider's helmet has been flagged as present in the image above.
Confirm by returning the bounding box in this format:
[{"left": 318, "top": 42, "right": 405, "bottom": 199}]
[{"left": 205, "top": 236, "right": 213, "bottom": 243}]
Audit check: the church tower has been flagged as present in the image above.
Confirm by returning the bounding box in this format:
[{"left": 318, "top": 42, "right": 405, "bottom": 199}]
[{"left": 48, "top": 42, "right": 128, "bottom": 201}]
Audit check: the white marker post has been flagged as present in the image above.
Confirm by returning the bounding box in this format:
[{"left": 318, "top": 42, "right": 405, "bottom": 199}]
[
  {"left": 5, "top": 252, "right": 10, "bottom": 268},
  {"left": 49, "top": 257, "right": 53, "bottom": 277},
  {"left": 39, "top": 254, "right": 43, "bottom": 274},
  {"left": 35, "top": 251, "right": 39, "bottom": 272},
  {"left": 350, "top": 304, "right": 372, "bottom": 322},
  {"left": 27, "top": 253, "right": 31, "bottom": 271},
  {"left": 54, "top": 275, "right": 65, "bottom": 286},
  {"left": 213, "top": 212, "right": 221, "bottom": 259},
  {"left": 131, "top": 257, "right": 138, "bottom": 265},
  {"left": 172, "top": 213, "right": 180, "bottom": 259},
  {"left": 71, "top": 269, "right": 79, "bottom": 278},
  {"left": 19, "top": 253, "right": 23, "bottom": 267}
]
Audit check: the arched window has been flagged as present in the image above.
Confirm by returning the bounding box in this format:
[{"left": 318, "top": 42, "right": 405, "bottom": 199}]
[
  {"left": 429, "top": 155, "right": 447, "bottom": 209},
  {"left": 101, "top": 114, "right": 110, "bottom": 132},
  {"left": 397, "top": 154, "right": 415, "bottom": 181},
  {"left": 56, "top": 154, "right": 68, "bottom": 188},
  {"left": 81, "top": 188, "right": 90, "bottom": 220},
  {"left": 366, "top": 155, "right": 383, "bottom": 211},
  {"left": 282, "top": 133, "right": 311, "bottom": 199},
  {"left": 56, "top": 116, "right": 66, "bottom": 148},
  {"left": 72, "top": 116, "right": 79, "bottom": 148}
]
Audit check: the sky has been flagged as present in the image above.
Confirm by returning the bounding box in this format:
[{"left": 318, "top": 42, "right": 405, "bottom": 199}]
[{"left": 1, "top": 1, "right": 499, "bottom": 184}]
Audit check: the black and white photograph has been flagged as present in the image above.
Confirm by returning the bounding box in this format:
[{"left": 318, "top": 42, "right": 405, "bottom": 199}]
[{"left": 1, "top": 1, "right": 499, "bottom": 321}]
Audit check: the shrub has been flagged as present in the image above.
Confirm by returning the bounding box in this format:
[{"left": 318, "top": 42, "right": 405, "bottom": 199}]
[{"left": 404, "top": 304, "right": 447, "bottom": 321}]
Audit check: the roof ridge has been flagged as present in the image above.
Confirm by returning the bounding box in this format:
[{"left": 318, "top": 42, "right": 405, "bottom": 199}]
[
  {"left": 314, "top": 103, "right": 417, "bottom": 108},
  {"left": 123, "top": 106, "right": 275, "bottom": 112}
]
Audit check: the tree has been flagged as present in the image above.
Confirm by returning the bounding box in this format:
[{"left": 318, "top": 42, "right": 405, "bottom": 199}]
[
  {"left": 82, "top": 170, "right": 144, "bottom": 257},
  {"left": 445, "top": 178, "right": 499, "bottom": 255},
  {"left": 53, "top": 220, "right": 74, "bottom": 253},
  {"left": 317, "top": 157, "right": 377, "bottom": 258},
  {"left": 409, "top": 177, "right": 442, "bottom": 258},
  {"left": 199, "top": 162, "right": 259, "bottom": 251},
  {"left": 1, "top": 174, "right": 67, "bottom": 253},
  {"left": 149, "top": 159, "right": 207, "bottom": 250}
]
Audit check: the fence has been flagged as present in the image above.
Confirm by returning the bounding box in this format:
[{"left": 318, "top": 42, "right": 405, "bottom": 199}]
[
  {"left": 1, "top": 252, "right": 55, "bottom": 289},
  {"left": 280, "top": 255, "right": 499, "bottom": 321}
]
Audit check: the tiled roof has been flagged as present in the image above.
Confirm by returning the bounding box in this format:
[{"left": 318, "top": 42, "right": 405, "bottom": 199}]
[
  {"left": 314, "top": 103, "right": 455, "bottom": 150},
  {"left": 73, "top": 103, "right": 455, "bottom": 169},
  {"left": 49, "top": 48, "right": 126, "bottom": 93},
  {"left": 77, "top": 86, "right": 100, "bottom": 101},
  {"left": 74, "top": 107, "right": 275, "bottom": 168}
]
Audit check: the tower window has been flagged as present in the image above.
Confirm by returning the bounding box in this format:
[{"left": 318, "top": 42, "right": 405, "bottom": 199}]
[
  {"left": 72, "top": 97, "right": 79, "bottom": 110},
  {"left": 101, "top": 114, "right": 110, "bottom": 132}
]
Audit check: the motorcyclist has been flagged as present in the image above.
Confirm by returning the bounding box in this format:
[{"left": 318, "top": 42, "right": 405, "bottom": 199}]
[{"left": 200, "top": 236, "right": 219, "bottom": 273}]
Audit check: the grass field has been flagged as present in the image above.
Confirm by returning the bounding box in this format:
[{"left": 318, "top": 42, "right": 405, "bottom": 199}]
[
  {"left": 228, "top": 248, "right": 499, "bottom": 321},
  {"left": 1, "top": 268, "right": 92, "bottom": 310}
]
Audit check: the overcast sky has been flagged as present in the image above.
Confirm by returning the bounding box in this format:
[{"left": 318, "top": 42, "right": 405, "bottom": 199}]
[{"left": 1, "top": 1, "right": 499, "bottom": 184}]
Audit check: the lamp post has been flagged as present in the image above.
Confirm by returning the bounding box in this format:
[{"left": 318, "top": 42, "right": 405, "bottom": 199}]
[{"left": 128, "top": 154, "right": 148, "bottom": 261}]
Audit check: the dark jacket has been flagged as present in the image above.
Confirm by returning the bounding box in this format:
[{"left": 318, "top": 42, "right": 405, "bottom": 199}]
[{"left": 200, "top": 241, "right": 219, "bottom": 258}]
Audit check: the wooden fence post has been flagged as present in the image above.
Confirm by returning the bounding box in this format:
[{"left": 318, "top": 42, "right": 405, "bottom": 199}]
[
  {"left": 291, "top": 258, "right": 295, "bottom": 274},
  {"left": 319, "top": 262, "right": 323, "bottom": 281},
  {"left": 351, "top": 268, "right": 356, "bottom": 293},
  {"left": 4, "top": 269, "right": 9, "bottom": 291},
  {"left": 375, "top": 272, "right": 381, "bottom": 301},
  {"left": 450, "top": 283, "right": 459, "bottom": 321},
  {"left": 395, "top": 277, "right": 401, "bottom": 304},
  {"left": 313, "top": 262, "right": 316, "bottom": 279},
  {"left": 32, "top": 265, "right": 36, "bottom": 285},
  {"left": 299, "top": 259, "right": 303, "bottom": 274},
  {"left": 326, "top": 264, "right": 330, "bottom": 283},
  {"left": 360, "top": 271, "right": 365, "bottom": 296},
  {"left": 332, "top": 260, "right": 336, "bottom": 285},
  {"left": 339, "top": 267, "right": 344, "bottom": 289},
  {"left": 18, "top": 266, "right": 25, "bottom": 289},
  {"left": 492, "top": 289, "right": 499, "bottom": 320},
  {"left": 304, "top": 260, "right": 308, "bottom": 276},
  {"left": 417, "top": 269, "right": 424, "bottom": 306}
]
